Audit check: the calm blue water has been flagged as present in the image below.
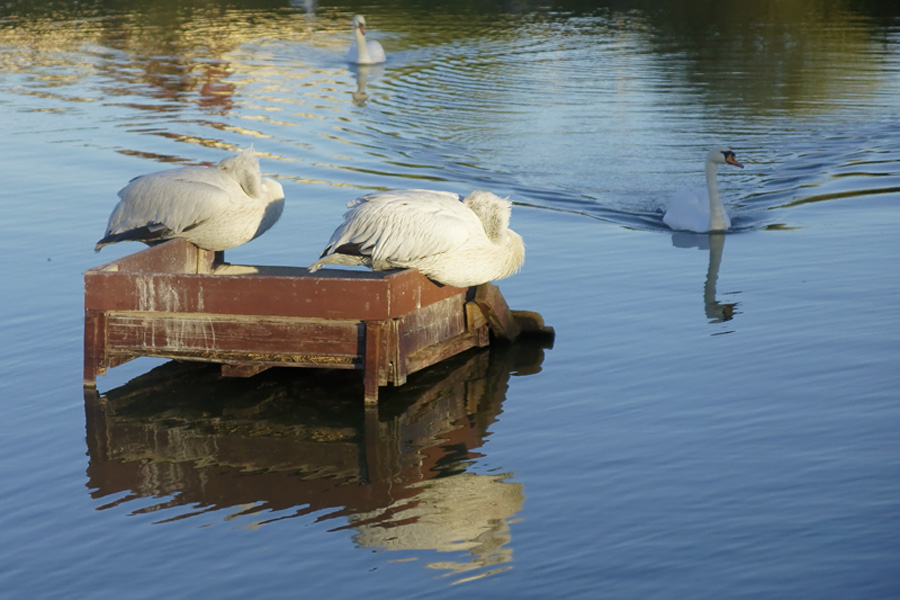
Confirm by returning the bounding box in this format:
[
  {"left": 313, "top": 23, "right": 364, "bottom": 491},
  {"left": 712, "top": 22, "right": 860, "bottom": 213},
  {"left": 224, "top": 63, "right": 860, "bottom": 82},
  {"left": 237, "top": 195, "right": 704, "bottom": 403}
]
[{"left": 2, "top": 1, "right": 899, "bottom": 598}]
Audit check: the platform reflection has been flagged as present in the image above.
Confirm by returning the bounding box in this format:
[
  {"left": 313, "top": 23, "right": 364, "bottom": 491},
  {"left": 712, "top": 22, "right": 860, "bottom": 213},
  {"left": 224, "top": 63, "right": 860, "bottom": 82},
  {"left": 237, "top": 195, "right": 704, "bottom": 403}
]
[{"left": 85, "top": 341, "right": 548, "bottom": 579}]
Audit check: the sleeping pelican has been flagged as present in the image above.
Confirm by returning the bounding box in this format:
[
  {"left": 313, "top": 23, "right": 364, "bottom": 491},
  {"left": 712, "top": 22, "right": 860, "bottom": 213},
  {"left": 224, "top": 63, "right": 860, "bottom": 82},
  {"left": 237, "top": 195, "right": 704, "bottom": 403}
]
[
  {"left": 95, "top": 147, "right": 285, "bottom": 252},
  {"left": 308, "top": 189, "right": 525, "bottom": 288},
  {"left": 346, "top": 14, "right": 386, "bottom": 65},
  {"left": 663, "top": 147, "right": 744, "bottom": 233}
]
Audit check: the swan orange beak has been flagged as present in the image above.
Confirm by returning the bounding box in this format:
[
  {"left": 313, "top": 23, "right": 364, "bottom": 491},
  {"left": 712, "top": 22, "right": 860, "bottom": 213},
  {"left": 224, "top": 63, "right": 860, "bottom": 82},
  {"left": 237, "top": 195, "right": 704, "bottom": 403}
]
[
  {"left": 359, "top": 24, "right": 366, "bottom": 35},
  {"left": 726, "top": 154, "right": 744, "bottom": 168}
]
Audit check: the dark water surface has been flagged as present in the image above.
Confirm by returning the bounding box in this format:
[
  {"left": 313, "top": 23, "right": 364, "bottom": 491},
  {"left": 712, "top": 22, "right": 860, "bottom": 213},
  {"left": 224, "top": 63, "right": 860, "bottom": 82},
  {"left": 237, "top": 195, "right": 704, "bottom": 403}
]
[{"left": 2, "top": 1, "right": 899, "bottom": 598}]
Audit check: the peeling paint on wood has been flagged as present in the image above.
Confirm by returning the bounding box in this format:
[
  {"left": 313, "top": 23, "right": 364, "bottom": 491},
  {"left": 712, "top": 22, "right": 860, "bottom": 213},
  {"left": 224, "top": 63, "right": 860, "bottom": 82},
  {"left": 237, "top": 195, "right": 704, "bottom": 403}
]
[{"left": 85, "top": 239, "right": 520, "bottom": 404}]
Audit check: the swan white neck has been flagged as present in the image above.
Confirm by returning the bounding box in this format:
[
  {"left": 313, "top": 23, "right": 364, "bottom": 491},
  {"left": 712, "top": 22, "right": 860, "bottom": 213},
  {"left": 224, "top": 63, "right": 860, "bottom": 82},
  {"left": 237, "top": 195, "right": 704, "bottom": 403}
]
[
  {"left": 705, "top": 159, "right": 728, "bottom": 232},
  {"left": 354, "top": 27, "right": 372, "bottom": 63}
]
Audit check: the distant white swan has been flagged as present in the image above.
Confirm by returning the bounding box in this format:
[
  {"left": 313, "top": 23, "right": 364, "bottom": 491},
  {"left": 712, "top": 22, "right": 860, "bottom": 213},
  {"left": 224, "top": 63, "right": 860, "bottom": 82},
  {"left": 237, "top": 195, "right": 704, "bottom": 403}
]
[
  {"left": 95, "top": 147, "right": 285, "bottom": 252},
  {"left": 308, "top": 189, "right": 525, "bottom": 288},
  {"left": 346, "top": 14, "right": 386, "bottom": 65},
  {"left": 663, "top": 147, "right": 744, "bottom": 233}
]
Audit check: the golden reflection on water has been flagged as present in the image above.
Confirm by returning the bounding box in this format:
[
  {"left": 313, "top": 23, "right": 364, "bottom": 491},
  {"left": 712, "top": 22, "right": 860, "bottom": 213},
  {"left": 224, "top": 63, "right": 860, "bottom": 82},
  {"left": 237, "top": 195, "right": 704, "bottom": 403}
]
[
  {"left": 2, "top": 0, "right": 898, "bottom": 217},
  {"left": 84, "top": 342, "right": 548, "bottom": 580},
  {"left": 0, "top": 0, "right": 896, "bottom": 121}
]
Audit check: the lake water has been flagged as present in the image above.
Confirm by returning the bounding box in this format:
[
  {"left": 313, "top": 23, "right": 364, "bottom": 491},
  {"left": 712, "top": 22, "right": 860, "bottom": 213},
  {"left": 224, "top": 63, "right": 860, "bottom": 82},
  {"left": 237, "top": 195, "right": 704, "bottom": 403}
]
[{"left": 2, "top": 1, "right": 899, "bottom": 598}]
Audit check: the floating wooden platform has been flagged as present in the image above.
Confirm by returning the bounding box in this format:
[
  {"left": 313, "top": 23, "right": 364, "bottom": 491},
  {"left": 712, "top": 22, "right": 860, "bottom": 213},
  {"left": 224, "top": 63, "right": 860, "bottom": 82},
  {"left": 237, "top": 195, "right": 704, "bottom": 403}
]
[{"left": 84, "top": 238, "right": 552, "bottom": 404}]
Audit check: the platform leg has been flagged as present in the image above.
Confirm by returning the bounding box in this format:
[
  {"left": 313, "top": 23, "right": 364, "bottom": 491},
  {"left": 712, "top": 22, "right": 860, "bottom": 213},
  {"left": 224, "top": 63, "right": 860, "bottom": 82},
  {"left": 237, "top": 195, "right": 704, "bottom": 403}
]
[
  {"left": 363, "top": 321, "right": 381, "bottom": 405},
  {"left": 83, "top": 310, "right": 107, "bottom": 387}
]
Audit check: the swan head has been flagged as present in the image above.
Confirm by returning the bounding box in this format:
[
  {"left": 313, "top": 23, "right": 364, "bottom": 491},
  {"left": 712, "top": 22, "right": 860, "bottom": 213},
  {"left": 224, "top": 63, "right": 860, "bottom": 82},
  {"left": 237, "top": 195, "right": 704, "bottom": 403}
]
[
  {"left": 708, "top": 147, "right": 744, "bottom": 169},
  {"left": 352, "top": 14, "right": 367, "bottom": 35}
]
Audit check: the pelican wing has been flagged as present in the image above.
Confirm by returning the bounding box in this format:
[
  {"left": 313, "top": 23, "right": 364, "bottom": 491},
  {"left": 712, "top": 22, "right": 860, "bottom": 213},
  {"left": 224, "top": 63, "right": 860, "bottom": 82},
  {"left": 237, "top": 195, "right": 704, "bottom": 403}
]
[
  {"left": 324, "top": 190, "right": 481, "bottom": 267},
  {"left": 100, "top": 167, "right": 243, "bottom": 244}
]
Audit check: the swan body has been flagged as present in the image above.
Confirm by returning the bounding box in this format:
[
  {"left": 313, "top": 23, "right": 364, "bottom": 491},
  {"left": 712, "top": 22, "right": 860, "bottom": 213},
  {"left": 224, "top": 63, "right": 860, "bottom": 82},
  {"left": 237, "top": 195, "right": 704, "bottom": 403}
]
[
  {"left": 346, "top": 14, "right": 386, "bottom": 65},
  {"left": 95, "top": 147, "right": 285, "bottom": 252},
  {"left": 663, "top": 147, "right": 743, "bottom": 233},
  {"left": 308, "top": 189, "right": 525, "bottom": 288}
]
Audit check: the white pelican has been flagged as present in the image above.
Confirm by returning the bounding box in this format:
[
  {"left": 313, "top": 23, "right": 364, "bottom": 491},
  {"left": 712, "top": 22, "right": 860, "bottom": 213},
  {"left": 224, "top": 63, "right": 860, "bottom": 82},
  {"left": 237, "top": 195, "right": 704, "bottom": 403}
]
[
  {"left": 95, "top": 147, "right": 285, "bottom": 252},
  {"left": 346, "top": 14, "right": 386, "bottom": 65},
  {"left": 308, "top": 189, "right": 525, "bottom": 288},
  {"left": 663, "top": 147, "right": 744, "bottom": 233}
]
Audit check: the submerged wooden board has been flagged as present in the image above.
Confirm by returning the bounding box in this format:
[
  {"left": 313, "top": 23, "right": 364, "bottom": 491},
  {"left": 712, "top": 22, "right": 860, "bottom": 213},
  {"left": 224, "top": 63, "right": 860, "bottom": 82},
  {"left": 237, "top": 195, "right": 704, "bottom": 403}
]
[{"left": 84, "top": 239, "right": 494, "bottom": 404}]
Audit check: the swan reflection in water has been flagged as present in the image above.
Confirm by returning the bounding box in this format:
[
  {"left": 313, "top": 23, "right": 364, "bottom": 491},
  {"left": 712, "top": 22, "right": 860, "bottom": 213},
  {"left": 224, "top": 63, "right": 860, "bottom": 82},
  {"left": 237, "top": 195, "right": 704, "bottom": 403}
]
[
  {"left": 670, "top": 232, "right": 740, "bottom": 325},
  {"left": 349, "top": 63, "right": 384, "bottom": 107},
  {"left": 84, "top": 341, "right": 550, "bottom": 581}
]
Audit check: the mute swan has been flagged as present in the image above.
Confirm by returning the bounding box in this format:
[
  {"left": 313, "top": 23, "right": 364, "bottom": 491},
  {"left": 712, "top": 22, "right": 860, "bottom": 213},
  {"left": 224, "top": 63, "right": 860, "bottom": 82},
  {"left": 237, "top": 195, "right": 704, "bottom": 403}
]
[
  {"left": 95, "top": 147, "right": 285, "bottom": 252},
  {"left": 663, "top": 147, "right": 743, "bottom": 233},
  {"left": 308, "top": 189, "right": 525, "bottom": 288},
  {"left": 346, "top": 14, "right": 386, "bottom": 65}
]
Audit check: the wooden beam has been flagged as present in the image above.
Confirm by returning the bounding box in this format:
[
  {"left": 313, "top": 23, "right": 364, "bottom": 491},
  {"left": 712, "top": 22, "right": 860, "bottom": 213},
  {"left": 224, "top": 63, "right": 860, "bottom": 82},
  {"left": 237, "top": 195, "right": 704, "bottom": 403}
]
[
  {"left": 83, "top": 310, "right": 107, "bottom": 386},
  {"left": 474, "top": 282, "right": 521, "bottom": 341}
]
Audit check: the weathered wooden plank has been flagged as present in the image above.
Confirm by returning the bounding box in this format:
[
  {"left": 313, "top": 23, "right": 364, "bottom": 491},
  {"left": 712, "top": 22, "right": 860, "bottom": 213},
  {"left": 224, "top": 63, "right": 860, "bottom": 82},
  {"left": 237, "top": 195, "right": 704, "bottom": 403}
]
[
  {"left": 404, "top": 329, "right": 482, "bottom": 377},
  {"left": 85, "top": 268, "right": 466, "bottom": 320},
  {"left": 105, "top": 312, "right": 362, "bottom": 363},
  {"left": 399, "top": 295, "right": 467, "bottom": 351},
  {"left": 395, "top": 296, "right": 466, "bottom": 375},
  {"left": 85, "top": 271, "right": 385, "bottom": 318},
  {"left": 474, "top": 282, "right": 522, "bottom": 341},
  {"left": 396, "top": 295, "right": 488, "bottom": 379},
  {"left": 384, "top": 270, "right": 468, "bottom": 318},
  {"left": 90, "top": 238, "right": 215, "bottom": 275}
]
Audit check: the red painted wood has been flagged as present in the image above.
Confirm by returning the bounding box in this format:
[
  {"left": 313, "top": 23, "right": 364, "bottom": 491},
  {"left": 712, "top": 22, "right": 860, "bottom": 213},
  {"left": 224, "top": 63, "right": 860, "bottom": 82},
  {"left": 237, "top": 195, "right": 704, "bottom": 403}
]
[
  {"left": 82, "top": 239, "right": 512, "bottom": 404},
  {"left": 83, "top": 310, "right": 107, "bottom": 386},
  {"left": 104, "top": 313, "right": 363, "bottom": 366},
  {"left": 85, "top": 268, "right": 465, "bottom": 320}
]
